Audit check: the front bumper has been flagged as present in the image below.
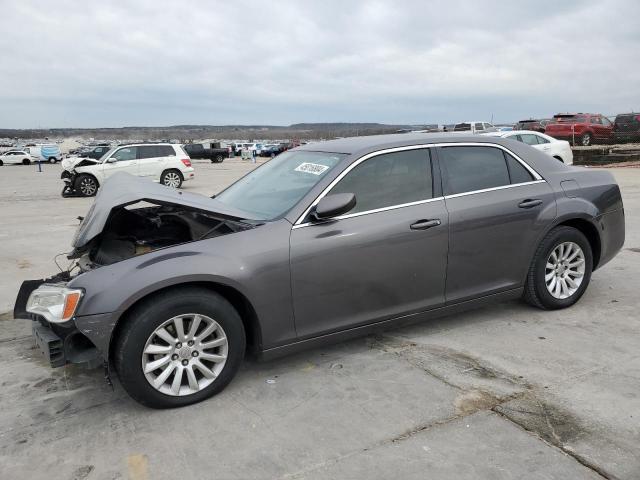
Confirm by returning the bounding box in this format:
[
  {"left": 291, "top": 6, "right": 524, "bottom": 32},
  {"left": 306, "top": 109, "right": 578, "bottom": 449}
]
[{"left": 15, "top": 276, "right": 102, "bottom": 368}]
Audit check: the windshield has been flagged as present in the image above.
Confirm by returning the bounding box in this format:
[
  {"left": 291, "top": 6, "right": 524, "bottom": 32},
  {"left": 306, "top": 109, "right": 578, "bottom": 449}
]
[
  {"left": 98, "top": 147, "right": 118, "bottom": 162},
  {"left": 555, "top": 115, "right": 588, "bottom": 123},
  {"left": 215, "top": 150, "right": 346, "bottom": 220}
]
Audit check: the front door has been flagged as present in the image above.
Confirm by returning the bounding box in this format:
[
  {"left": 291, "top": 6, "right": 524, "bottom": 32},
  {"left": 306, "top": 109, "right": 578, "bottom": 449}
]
[
  {"left": 290, "top": 147, "right": 448, "bottom": 339},
  {"left": 100, "top": 146, "right": 139, "bottom": 180},
  {"left": 438, "top": 145, "right": 556, "bottom": 303}
]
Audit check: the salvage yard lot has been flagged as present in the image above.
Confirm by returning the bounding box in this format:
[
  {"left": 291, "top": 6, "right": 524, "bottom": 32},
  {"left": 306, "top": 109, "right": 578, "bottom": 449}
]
[{"left": 0, "top": 159, "right": 639, "bottom": 479}]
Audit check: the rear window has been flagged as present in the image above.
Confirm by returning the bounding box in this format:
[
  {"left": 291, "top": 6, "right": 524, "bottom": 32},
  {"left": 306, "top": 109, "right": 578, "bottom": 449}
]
[
  {"left": 453, "top": 123, "right": 471, "bottom": 131},
  {"left": 615, "top": 114, "right": 639, "bottom": 124},
  {"left": 555, "top": 115, "right": 588, "bottom": 123}
]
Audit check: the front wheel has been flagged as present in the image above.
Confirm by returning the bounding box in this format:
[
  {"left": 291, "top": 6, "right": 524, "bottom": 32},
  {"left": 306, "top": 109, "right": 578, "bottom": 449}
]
[
  {"left": 113, "top": 287, "right": 246, "bottom": 408},
  {"left": 22, "top": 158, "right": 31, "bottom": 165},
  {"left": 524, "top": 226, "right": 593, "bottom": 309},
  {"left": 581, "top": 133, "right": 592, "bottom": 146},
  {"left": 161, "top": 169, "right": 183, "bottom": 188},
  {"left": 75, "top": 173, "right": 99, "bottom": 197}
]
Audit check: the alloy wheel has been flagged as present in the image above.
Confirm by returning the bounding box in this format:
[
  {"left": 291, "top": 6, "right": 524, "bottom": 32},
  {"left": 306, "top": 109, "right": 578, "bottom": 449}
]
[
  {"left": 163, "top": 172, "right": 181, "bottom": 188},
  {"left": 79, "top": 177, "right": 97, "bottom": 196},
  {"left": 545, "top": 242, "right": 585, "bottom": 299},
  {"left": 141, "top": 313, "right": 228, "bottom": 396}
]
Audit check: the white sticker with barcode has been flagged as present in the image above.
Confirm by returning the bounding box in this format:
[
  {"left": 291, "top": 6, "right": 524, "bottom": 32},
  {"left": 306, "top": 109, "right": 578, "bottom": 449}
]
[{"left": 294, "top": 162, "right": 329, "bottom": 175}]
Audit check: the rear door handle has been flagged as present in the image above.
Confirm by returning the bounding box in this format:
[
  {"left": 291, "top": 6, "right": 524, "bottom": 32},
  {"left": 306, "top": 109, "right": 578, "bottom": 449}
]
[
  {"left": 518, "top": 199, "right": 543, "bottom": 209},
  {"left": 410, "top": 219, "right": 441, "bottom": 230}
]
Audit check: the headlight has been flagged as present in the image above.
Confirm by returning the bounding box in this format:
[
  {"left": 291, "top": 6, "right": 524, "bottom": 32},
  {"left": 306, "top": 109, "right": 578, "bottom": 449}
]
[{"left": 26, "top": 285, "right": 83, "bottom": 324}]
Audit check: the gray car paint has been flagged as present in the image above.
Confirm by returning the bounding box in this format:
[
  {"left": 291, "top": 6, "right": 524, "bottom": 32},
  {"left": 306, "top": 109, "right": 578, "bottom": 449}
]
[{"left": 41, "top": 133, "right": 624, "bottom": 362}]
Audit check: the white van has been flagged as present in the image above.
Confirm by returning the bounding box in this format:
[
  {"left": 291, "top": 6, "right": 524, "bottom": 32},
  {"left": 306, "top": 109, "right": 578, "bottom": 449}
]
[{"left": 23, "top": 144, "right": 62, "bottom": 163}]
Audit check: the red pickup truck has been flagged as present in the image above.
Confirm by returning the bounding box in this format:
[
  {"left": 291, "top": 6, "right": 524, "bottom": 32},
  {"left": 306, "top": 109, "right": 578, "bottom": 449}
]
[{"left": 545, "top": 113, "right": 614, "bottom": 146}]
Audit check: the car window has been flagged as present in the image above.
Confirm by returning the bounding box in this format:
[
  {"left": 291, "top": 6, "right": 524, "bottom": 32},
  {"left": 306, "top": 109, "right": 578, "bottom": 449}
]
[
  {"left": 474, "top": 122, "right": 483, "bottom": 131},
  {"left": 453, "top": 123, "right": 471, "bottom": 131},
  {"left": 504, "top": 152, "right": 534, "bottom": 184},
  {"left": 440, "top": 146, "right": 510, "bottom": 195},
  {"left": 159, "top": 145, "right": 176, "bottom": 156},
  {"left": 591, "top": 117, "right": 602, "bottom": 125},
  {"left": 111, "top": 147, "right": 137, "bottom": 161},
  {"left": 137, "top": 145, "right": 158, "bottom": 159},
  {"left": 329, "top": 149, "right": 433, "bottom": 215},
  {"left": 602, "top": 117, "right": 612, "bottom": 126},
  {"left": 519, "top": 134, "right": 539, "bottom": 146},
  {"left": 535, "top": 134, "right": 550, "bottom": 144}
]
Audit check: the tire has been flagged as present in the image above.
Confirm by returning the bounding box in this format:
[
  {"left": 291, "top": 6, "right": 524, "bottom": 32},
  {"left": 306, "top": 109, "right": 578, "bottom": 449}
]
[
  {"left": 22, "top": 158, "right": 30, "bottom": 165},
  {"left": 75, "top": 173, "right": 99, "bottom": 197},
  {"left": 161, "top": 169, "right": 183, "bottom": 188},
  {"left": 113, "top": 287, "right": 246, "bottom": 408},
  {"left": 581, "top": 133, "right": 592, "bottom": 146},
  {"left": 524, "top": 226, "right": 593, "bottom": 310},
  {"left": 0, "top": 160, "right": 3, "bottom": 166},
  {"left": 49, "top": 157, "right": 57, "bottom": 164},
  {"left": 215, "top": 155, "right": 224, "bottom": 163}
]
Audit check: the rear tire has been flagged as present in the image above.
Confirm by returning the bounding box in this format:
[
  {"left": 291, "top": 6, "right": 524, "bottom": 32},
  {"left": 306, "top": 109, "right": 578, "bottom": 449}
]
[
  {"left": 75, "top": 173, "right": 99, "bottom": 197},
  {"left": 161, "top": 169, "right": 183, "bottom": 188},
  {"left": 524, "top": 226, "right": 593, "bottom": 310},
  {"left": 0, "top": 160, "right": 3, "bottom": 166},
  {"left": 113, "top": 287, "right": 246, "bottom": 408},
  {"left": 49, "top": 157, "right": 57, "bottom": 164},
  {"left": 215, "top": 155, "right": 224, "bottom": 163}
]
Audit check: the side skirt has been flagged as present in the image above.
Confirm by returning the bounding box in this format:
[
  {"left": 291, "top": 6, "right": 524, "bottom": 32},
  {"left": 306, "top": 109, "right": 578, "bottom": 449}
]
[{"left": 258, "top": 288, "right": 524, "bottom": 361}]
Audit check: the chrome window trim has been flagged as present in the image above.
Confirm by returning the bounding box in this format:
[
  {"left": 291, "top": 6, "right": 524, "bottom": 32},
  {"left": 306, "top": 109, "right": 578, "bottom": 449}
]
[{"left": 293, "top": 142, "right": 544, "bottom": 227}]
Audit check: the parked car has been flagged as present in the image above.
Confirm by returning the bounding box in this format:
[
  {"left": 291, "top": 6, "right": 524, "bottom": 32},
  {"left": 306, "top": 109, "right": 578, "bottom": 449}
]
[
  {"left": 23, "top": 144, "right": 62, "bottom": 163},
  {"left": 496, "top": 126, "right": 513, "bottom": 132},
  {"left": 15, "top": 133, "right": 625, "bottom": 408},
  {"left": 513, "top": 119, "right": 552, "bottom": 133},
  {"left": 183, "top": 143, "right": 228, "bottom": 163},
  {"left": 60, "top": 143, "right": 194, "bottom": 197},
  {"left": 613, "top": 113, "right": 640, "bottom": 143},
  {"left": 484, "top": 130, "right": 573, "bottom": 164},
  {"left": 452, "top": 121, "right": 498, "bottom": 134},
  {"left": 545, "top": 114, "right": 613, "bottom": 146},
  {"left": 75, "top": 145, "right": 112, "bottom": 160},
  {"left": 0, "top": 150, "right": 37, "bottom": 166}
]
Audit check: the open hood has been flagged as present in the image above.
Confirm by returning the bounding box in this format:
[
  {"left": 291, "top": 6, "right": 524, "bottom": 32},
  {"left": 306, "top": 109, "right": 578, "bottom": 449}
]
[{"left": 72, "top": 172, "right": 251, "bottom": 249}]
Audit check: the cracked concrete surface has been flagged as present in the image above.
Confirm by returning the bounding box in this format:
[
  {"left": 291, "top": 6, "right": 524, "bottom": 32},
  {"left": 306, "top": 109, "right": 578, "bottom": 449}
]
[{"left": 0, "top": 162, "right": 638, "bottom": 479}]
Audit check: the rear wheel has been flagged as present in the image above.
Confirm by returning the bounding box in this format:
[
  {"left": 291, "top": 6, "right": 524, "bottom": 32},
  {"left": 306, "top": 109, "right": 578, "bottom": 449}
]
[
  {"left": 524, "top": 226, "right": 593, "bottom": 309},
  {"left": 49, "top": 157, "right": 57, "bottom": 164},
  {"left": 581, "top": 133, "right": 592, "bottom": 146},
  {"left": 75, "top": 173, "right": 99, "bottom": 197},
  {"left": 161, "top": 169, "right": 183, "bottom": 188},
  {"left": 0, "top": 160, "right": 3, "bottom": 166},
  {"left": 113, "top": 287, "right": 246, "bottom": 408},
  {"left": 215, "top": 154, "right": 224, "bottom": 163}
]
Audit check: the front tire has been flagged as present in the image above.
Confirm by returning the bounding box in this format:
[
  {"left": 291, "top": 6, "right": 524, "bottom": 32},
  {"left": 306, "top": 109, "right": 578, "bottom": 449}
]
[
  {"left": 22, "top": 158, "right": 31, "bottom": 165},
  {"left": 161, "top": 169, "right": 183, "bottom": 188},
  {"left": 113, "top": 287, "right": 246, "bottom": 408},
  {"left": 524, "top": 226, "right": 593, "bottom": 309},
  {"left": 581, "top": 133, "right": 592, "bottom": 146},
  {"left": 75, "top": 173, "right": 99, "bottom": 197}
]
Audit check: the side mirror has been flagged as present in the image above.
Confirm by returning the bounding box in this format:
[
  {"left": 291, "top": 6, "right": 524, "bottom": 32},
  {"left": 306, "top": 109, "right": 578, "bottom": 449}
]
[
  {"left": 106, "top": 157, "right": 117, "bottom": 163},
  {"left": 312, "top": 193, "right": 356, "bottom": 221}
]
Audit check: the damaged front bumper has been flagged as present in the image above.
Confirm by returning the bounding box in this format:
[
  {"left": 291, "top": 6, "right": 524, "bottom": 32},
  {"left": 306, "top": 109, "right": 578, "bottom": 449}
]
[{"left": 14, "top": 274, "right": 102, "bottom": 369}]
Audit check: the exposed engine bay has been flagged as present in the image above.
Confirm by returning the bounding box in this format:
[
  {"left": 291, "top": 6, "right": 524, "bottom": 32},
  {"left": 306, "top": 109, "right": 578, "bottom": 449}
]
[{"left": 70, "top": 202, "right": 254, "bottom": 270}]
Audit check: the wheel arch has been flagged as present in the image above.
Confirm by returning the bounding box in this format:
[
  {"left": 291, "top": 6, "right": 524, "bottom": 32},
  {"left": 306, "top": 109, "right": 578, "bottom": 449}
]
[
  {"left": 108, "top": 280, "right": 263, "bottom": 366},
  {"left": 556, "top": 218, "right": 601, "bottom": 268}
]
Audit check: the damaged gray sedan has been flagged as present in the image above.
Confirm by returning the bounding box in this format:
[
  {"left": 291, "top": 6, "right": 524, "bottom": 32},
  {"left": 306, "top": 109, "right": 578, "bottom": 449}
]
[{"left": 15, "top": 134, "right": 625, "bottom": 408}]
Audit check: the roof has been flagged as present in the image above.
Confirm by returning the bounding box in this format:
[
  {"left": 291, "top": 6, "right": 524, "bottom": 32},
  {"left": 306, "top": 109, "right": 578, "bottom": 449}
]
[{"left": 295, "top": 132, "right": 510, "bottom": 156}]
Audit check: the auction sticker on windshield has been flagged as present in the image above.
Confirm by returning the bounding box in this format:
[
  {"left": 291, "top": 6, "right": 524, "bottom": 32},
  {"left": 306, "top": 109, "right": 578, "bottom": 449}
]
[{"left": 294, "top": 162, "right": 330, "bottom": 175}]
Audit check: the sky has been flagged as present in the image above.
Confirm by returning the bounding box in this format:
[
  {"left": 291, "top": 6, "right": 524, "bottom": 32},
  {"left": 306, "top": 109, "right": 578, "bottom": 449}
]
[{"left": 1, "top": 0, "right": 639, "bottom": 128}]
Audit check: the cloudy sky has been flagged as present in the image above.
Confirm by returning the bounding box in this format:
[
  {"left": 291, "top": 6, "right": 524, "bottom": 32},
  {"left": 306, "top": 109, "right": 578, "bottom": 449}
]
[{"left": 1, "top": 0, "right": 639, "bottom": 128}]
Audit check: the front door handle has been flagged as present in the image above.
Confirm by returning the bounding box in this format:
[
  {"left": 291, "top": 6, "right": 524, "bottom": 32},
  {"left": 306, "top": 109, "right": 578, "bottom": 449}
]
[
  {"left": 410, "top": 219, "right": 441, "bottom": 230},
  {"left": 518, "top": 199, "right": 543, "bottom": 209}
]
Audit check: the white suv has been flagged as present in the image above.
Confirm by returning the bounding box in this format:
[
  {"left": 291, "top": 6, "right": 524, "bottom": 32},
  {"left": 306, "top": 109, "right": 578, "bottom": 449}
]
[{"left": 61, "top": 143, "right": 195, "bottom": 197}]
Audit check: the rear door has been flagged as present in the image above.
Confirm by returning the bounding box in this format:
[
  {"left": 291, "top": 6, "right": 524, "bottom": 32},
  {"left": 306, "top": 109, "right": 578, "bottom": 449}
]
[
  {"left": 100, "top": 146, "right": 139, "bottom": 179},
  {"left": 438, "top": 145, "right": 556, "bottom": 303},
  {"left": 290, "top": 147, "right": 448, "bottom": 338},
  {"left": 137, "top": 145, "right": 162, "bottom": 179}
]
